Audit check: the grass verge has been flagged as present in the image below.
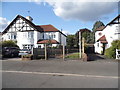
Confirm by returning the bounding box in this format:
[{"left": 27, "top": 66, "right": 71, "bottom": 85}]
[{"left": 65, "top": 53, "right": 79, "bottom": 59}]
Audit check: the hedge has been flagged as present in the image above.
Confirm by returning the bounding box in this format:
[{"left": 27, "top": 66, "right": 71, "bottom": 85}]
[{"left": 105, "top": 40, "right": 120, "bottom": 59}]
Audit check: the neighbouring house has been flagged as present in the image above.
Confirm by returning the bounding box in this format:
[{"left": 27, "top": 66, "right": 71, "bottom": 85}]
[
  {"left": 94, "top": 14, "right": 120, "bottom": 54},
  {"left": 2, "top": 15, "right": 67, "bottom": 49}
]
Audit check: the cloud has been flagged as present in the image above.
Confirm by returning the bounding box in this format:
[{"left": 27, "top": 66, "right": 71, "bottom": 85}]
[
  {"left": 0, "top": 17, "right": 10, "bottom": 31},
  {"left": 47, "top": 1, "right": 118, "bottom": 21},
  {"left": 62, "top": 30, "right": 70, "bottom": 35},
  {"left": 32, "top": 0, "right": 118, "bottom": 21}
]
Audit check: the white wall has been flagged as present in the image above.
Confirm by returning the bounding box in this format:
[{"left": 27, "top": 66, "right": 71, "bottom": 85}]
[
  {"left": 95, "top": 31, "right": 103, "bottom": 42},
  {"left": 103, "top": 24, "right": 120, "bottom": 48},
  {"left": 94, "top": 41, "right": 103, "bottom": 54},
  {"left": 94, "top": 23, "right": 120, "bottom": 54},
  {"left": 17, "top": 31, "right": 34, "bottom": 49}
]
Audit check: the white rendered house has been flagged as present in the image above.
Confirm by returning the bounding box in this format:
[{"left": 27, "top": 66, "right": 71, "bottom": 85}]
[
  {"left": 94, "top": 14, "right": 120, "bottom": 54},
  {"left": 2, "top": 15, "right": 67, "bottom": 49}
]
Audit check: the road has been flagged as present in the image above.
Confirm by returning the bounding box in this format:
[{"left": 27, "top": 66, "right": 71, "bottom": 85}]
[{"left": 1, "top": 58, "right": 119, "bottom": 88}]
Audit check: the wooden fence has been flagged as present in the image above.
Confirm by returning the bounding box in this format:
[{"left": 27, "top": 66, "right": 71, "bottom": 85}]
[{"left": 32, "top": 47, "right": 79, "bottom": 60}]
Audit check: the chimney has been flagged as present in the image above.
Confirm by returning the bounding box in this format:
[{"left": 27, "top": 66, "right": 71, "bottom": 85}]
[{"left": 26, "top": 16, "right": 33, "bottom": 22}]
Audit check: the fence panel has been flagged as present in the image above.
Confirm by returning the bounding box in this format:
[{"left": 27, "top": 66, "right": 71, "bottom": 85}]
[
  {"left": 33, "top": 47, "right": 79, "bottom": 60},
  {"left": 33, "top": 48, "right": 45, "bottom": 59},
  {"left": 48, "top": 48, "right": 63, "bottom": 58}
]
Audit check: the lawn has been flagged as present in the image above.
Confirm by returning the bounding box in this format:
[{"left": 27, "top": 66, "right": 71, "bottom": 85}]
[{"left": 65, "top": 52, "right": 79, "bottom": 59}]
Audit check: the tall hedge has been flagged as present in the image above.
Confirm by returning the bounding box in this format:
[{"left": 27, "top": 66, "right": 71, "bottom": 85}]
[
  {"left": 105, "top": 40, "right": 120, "bottom": 59},
  {"left": 1, "top": 40, "right": 19, "bottom": 48}
]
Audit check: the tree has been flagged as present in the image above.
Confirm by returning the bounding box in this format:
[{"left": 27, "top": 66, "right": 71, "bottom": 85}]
[
  {"left": 92, "top": 21, "right": 105, "bottom": 43},
  {"left": 92, "top": 21, "right": 105, "bottom": 32},
  {"left": 74, "top": 30, "right": 93, "bottom": 48},
  {"left": 66, "top": 35, "right": 76, "bottom": 48}
]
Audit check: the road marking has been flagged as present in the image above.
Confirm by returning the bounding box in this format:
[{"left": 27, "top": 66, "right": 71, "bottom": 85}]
[{"left": 1, "top": 70, "right": 119, "bottom": 79}]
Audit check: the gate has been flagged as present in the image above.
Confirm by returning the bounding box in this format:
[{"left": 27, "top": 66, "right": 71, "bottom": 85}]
[{"left": 116, "top": 49, "right": 120, "bottom": 59}]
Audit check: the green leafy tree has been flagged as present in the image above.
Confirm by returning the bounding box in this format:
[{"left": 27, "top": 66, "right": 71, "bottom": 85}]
[
  {"left": 92, "top": 21, "right": 105, "bottom": 32},
  {"left": 74, "top": 30, "right": 93, "bottom": 48},
  {"left": 66, "top": 35, "right": 76, "bottom": 48},
  {"left": 92, "top": 21, "right": 105, "bottom": 43}
]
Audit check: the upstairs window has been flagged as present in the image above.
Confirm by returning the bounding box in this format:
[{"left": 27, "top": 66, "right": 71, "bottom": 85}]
[{"left": 14, "top": 35, "right": 16, "bottom": 39}]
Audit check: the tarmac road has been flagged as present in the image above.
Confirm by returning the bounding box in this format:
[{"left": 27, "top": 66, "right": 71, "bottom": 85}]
[{"left": 1, "top": 58, "right": 119, "bottom": 88}]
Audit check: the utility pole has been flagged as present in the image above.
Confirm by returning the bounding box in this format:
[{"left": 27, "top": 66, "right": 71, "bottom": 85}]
[{"left": 79, "top": 31, "right": 82, "bottom": 59}]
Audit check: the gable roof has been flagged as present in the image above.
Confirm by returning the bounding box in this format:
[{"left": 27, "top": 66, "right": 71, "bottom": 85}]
[
  {"left": 97, "top": 35, "right": 108, "bottom": 43},
  {"left": 95, "top": 26, "right": 105, "bottom": 31},
  {"left": 2, "top": 15, "right": 43, "bottom": 34},
  {"left": 79, "top": 28, "right": 91, "bottom": 33},
  {"left": 36, "top": 25, "right": 59, "bottom": 32},
  {"left": 107, "top": 14, "right": 120, "bottom": 25},
  {"left": 37, "top": 39, "right": 59, "bottom": 44},
  {"left": 36, "top": 24, "right": 67, "bottom": 37},
  {"left": 2, "top": 15, "right": 67, "bottom": 37}
]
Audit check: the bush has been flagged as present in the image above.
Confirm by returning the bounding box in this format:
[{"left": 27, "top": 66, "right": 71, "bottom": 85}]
[
  {"left": 1, "top": 40, "right": 19, "bottom": 48},
  {"left": 22, "top": 54, "right": 33, "bottom": 58},
  {"left": 105, "top": 40, "right": 120, "bottom": 59}
]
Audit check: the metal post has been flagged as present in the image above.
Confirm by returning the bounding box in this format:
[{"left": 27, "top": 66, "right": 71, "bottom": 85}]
[
  {"left": 79, "top": 31, "right": 82, "bottom": 59},
  {"left": 63, "top": 45, "right": 65, "bottom": 61},
  {"left": 45, "top": 44, "right": 47, "bottom": 60}
]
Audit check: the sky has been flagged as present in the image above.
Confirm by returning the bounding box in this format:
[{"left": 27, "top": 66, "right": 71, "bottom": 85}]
[{"left": 0, "top": 0, "right": 119, "bottom": 35}]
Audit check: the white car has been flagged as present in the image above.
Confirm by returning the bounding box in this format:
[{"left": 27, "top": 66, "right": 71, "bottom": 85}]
[{"left": 19, "top": 49, "right": 31, "bottom": 57}]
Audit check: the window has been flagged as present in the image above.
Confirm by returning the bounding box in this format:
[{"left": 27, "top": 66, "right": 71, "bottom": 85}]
[
  {"left": 8, "top": 35, "right": 10, "bottom": 39},
  {"left": 23, "top": 44, "right": 34, "bottom": 49},
  {"left": 54, "top": 34, "right": 56, "bottom": 38},
  {"left": 28, "top": 32, "right": 34, "bottom": 38},
  {"left": 97, "top": 43, "right": 99, "bottom": 47},
  {"left": 14, "top": 35, "right": 16, "bottom": 39},
  {"left": 23, "top": 32, "right": 27, "bottom": 38}
]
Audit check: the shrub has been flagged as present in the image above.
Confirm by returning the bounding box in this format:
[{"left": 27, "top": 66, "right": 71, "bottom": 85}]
[
  {"left": 105, "top": 40, "right": 120, "bottom": 59},
  {"left": 1, "top": 40, "right": 19, "bottom": 48},
  {"left": 22, "top": 54, "right": 33, "bottom": 58}
]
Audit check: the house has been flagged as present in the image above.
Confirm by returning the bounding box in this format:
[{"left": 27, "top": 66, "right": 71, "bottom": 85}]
[
  {"left": 2, "top": 15, "right": 67, "bottom": 49},
  {"left": 94, "top": 14, "right": 120, "bottom": 54}
]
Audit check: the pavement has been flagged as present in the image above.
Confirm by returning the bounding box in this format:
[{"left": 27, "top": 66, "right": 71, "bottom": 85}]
[{"left": 1, "top": 56, "right": 119, "bottom": 88}]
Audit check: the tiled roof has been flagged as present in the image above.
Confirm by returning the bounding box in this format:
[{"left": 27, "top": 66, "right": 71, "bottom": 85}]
[
  {"left": 98, "top": 35, "right": 108, "bottom": 43},
  {"left": 37, "top": 39, "right": 59, "bottom": 44},
  {"left": 79, "top": 28, "right": 91, "bottom": 33},
  {"left": 36, "top": 25, "right": 59, "bottom": 32},
  {"left": 95, "top": 26, "right": 105, "bottom": 31}
]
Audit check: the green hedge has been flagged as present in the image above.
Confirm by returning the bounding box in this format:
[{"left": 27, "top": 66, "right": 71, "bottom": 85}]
[{"left": 105, "top": 40, "right": 120, "bottom": 59}]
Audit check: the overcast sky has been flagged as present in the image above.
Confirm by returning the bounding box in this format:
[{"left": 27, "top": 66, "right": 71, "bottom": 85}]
[{"left": 0, "top": 0, "right": 119, "bottom": 34}]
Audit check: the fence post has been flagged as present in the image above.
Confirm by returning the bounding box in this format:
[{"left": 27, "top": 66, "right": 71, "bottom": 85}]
[
  {"left": 63, "top": 45, "right": 65, "bottom": 61},
  {"left": 32, "top": 47, "right": 34, "bottom": 59},
  {"left": 45, "top": 44, "right": 47, "bottom": 60}
]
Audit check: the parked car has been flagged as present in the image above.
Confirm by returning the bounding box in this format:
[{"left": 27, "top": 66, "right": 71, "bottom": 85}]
[
  {"left": 2, "top": 47, "right": 19, "bottom": 57},
  {"left": 19, "top": 49, "right": 31, "bottom": 57}
]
